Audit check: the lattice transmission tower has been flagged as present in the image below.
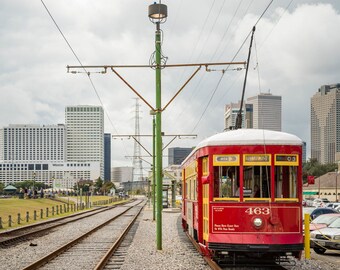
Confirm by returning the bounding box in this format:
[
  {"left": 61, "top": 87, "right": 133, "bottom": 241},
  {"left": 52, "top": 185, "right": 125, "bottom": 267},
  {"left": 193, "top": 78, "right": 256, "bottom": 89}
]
[{"left": 132, "top": 98, "right": 143, "bottom": 182}]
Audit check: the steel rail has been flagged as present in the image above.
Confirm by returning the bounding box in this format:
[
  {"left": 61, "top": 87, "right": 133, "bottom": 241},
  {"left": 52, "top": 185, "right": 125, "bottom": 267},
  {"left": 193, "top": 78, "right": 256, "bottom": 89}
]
[
  {"left": 184, "top": 231, "right": 222, "bottom": 270},
  {"left": 93, "top": 203, "right": 144, "bottom": 269},
  {"left": 0, "top": 206, "right": 109, "bottom": 247},
  {"left": 22, "top": 200, "right": 143, "bottom": 270}
]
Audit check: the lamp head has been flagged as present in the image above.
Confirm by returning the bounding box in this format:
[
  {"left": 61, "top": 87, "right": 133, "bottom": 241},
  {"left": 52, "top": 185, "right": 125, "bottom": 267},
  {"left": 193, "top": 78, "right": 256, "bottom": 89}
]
[{"left": 148, "top": 3, "right": 167, "bottom": 23}]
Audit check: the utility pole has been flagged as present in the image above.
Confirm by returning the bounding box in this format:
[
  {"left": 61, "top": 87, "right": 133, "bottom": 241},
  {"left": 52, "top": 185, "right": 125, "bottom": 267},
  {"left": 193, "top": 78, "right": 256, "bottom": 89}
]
[{"left": 67, "top": 2, "right": 245, "bottom": 251}]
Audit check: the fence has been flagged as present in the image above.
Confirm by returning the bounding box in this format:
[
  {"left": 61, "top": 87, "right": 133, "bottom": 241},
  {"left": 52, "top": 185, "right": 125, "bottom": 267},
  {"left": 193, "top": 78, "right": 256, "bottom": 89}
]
[
  {"left": 92, "top": 197, "right": 120, "bottom": 206},
  {"left": 0, "top": 196, "right": 127, "bottom": 230},
  {"left": 0, "top": 202, "right": 87, "bottom": 230}
]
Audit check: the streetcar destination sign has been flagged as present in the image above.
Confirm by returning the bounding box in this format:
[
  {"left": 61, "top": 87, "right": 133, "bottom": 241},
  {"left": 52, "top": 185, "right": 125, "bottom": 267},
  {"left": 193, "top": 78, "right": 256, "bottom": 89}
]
[
  {"left": 274, "top": 154, "right": 299, "bottom": 166},
  {"left": 213, "top": 155, "right": 240, "bottom": 166},
  {"left": 243, "top": 154, "right": 271, "bottom": 166}
]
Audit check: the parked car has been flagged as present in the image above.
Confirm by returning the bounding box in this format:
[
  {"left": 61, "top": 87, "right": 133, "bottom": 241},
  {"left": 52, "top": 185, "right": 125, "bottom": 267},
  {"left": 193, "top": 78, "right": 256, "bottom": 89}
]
[
  {"left": 312, "top": 198, "right": 330, "bottom": 207},
  {"left": 310, "top": 217, "right": 340, "bottom": 254},
  {"left": 303, "top": 207, "right": 316, "bottom": 223},
  {"left": 325, "top": 202, "right": 340, "bottom": 209},
  {"left": 304, "top": 199, "right": 314, "bottom": 207},
  {"left": 309, "top": 207, "right": 337, "bottom": 220},
  {"left": 334, "top": 205, "right": 340, "bottom": 212},
  {"left": 308, "top": 214, "right": 340, "bottom": 231}
]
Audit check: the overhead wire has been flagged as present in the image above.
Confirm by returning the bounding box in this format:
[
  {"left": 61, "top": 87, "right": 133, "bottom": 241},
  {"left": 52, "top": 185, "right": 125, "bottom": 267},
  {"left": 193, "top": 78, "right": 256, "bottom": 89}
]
[
  {"left": 253, "top": 37, "right": 262, "bottom": 93},
  {"left": 164, "top": 0, "right": 216, "bottom": 123},
  {"left": 166, "top": 0, "right": 229, "bottom": 126},
  {"left": 209, "top": 0, "right": 245, "bottom": 62},
  {"left": 194, "top": 0, "right": 227, "bottom": 63},
  {"left": 40, "top": 0, "right": 130, "bottom": 157},
  {"left": 177, "top": 0, "right": 248, "bottom": 132},
  {"left": 216, "top": 0, "right": 254, "bottom": 61},
  {"left": 259, "top": 0, "right": 295, "bottom": 48},
  {"left": 190, "top": 0, "right": 274, "bottom": 133}
]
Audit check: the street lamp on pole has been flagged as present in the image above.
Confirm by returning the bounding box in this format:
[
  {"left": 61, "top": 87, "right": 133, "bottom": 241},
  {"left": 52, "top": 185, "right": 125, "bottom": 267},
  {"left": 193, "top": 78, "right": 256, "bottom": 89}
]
[{"left": 148, "top": 1, "right": 168, "bottom": 251}]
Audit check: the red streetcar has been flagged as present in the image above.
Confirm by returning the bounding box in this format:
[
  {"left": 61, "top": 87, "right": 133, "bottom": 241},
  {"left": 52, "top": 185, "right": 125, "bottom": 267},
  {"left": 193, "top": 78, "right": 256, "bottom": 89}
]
[{"left": 181, "top": 129, "right": 304, "bottom": 262}]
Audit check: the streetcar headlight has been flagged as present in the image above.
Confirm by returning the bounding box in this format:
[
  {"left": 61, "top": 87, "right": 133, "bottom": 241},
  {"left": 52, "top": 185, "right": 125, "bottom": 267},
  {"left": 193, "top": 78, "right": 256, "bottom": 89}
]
[
  {"left": 334, "top": 235, "right": 340, "bottom": 240},
  {"left": 253, "top": 217, "right": 263, "bottom": 228}
]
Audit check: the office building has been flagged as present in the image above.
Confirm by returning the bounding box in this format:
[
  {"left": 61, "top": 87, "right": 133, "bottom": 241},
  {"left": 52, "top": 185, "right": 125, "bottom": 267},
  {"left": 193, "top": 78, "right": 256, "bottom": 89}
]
[
  {"left": 0, "top": 124, "right": 66, "bottom": 162},
  {"left": 65, "top": 105, "right": 104, "bottom": 179},
  {"left": 311, "top": 84, "right": 340, "bottom": 164},
  {"left": 104, "top": 133, "right": 111, "bottom": 182},
  {"left": 224, "top": 102, "right": 253, "bottom": 130},
  {"left": 111, "top": 166, "right": 133, "bottom": 187},
  {"left": 246, "top": 93, "right": 282, "bottom": 131},
  {"left": 0, "top": 161, "right": 100, "bottom": 187},
  {"left": 168, "top": 147, "right": 193, "bottom": 166},
  {"left": 0, "top": 125, "right": 99, "bottom": 185}
]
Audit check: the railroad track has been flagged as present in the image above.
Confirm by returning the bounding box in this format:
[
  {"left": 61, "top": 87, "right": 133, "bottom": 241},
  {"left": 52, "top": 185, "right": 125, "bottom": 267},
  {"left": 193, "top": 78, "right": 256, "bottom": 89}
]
[
  {"left": 21, "top": 199, "right": 145, "bottom": 270},
  {"left": 0, "top": 199, "right": 133, "bottom": 247}
]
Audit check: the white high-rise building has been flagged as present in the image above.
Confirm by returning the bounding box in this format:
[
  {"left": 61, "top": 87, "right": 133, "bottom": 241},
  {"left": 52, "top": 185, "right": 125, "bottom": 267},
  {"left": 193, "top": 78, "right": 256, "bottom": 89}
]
[
  {"left": 246, "top": 93, "right": 282, "bottom": 131},
  {"left": 65, "top": 105, "right": 104, "bottom": 179},
  {"left": 0, "top": 124, "right": 65, "bottom": 162},
  {"left": 0, "top": 124, "right": 100, "bottom": 185}
]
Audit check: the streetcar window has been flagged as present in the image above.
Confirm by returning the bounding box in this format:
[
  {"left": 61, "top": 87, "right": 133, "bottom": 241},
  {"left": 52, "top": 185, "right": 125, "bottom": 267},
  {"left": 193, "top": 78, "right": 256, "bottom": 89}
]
[
  {"left": 213, "top": 166, "right": 238, "bottom": 198},
  {"left": 186, "top": 176, "right": 197, "bottom": 200},
  {"left": 275, "top": 166, "right": 298, "bottom": 198},
  {"left": 243, "top": 166, "right": 271, "bottom": 198}
]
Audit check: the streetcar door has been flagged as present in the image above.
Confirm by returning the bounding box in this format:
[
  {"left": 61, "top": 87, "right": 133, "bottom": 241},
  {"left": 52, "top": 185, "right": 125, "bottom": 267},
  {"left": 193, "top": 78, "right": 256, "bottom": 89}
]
[{"left": 202, "top": 157, "right": 209, "bottom": 242}]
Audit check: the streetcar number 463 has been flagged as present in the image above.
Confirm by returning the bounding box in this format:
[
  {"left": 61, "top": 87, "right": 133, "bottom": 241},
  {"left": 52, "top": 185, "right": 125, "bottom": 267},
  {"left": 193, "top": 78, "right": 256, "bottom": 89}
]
[{"left": 245, "top": 207, "right": 270, "bottom": 215}]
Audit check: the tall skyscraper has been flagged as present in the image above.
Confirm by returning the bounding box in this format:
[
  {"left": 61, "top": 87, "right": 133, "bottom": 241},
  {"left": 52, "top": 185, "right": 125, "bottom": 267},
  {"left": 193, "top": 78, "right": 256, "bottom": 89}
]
[
  {"left": 246, "top": 93, "right": 282, "bottom": 131},
  {"left": 65, "top": 105, "right": 104, "bottom": 179},
  {"left": 311, "top": 84, "right": 340, "bottom": 164},
  {"left": 168, "top": 147, "right": 193, "bottom": 166},
  {"left": 104, "top": 133, "right": 111, "bottom": 182}
]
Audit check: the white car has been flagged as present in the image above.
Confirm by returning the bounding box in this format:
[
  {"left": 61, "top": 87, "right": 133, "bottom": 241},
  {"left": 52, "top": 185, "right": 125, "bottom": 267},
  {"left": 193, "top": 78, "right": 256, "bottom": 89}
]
[
  {"left": 334, "top": 205, "right": 340, "bottom": 212},
  {"left": 325, "top": 202, "right": 340, "bottom": 209},
  {"left": 310, "top": 217, "right": 340, "bottom": 254},
  {"left": 312, "top": 198, "right": 329, "bottom": 207}
]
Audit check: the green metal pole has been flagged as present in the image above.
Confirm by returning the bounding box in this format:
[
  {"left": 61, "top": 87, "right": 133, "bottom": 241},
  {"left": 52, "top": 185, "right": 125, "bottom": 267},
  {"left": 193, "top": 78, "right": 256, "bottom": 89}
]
[
  {"left": 152, "top": 116, "right": 156, "bottom": 221},
  {"left": 172, "top": 180, "right": 176, "bottom": 208},
  {"left": 155, "top": 22, "right": 163, "bottom": 250}
]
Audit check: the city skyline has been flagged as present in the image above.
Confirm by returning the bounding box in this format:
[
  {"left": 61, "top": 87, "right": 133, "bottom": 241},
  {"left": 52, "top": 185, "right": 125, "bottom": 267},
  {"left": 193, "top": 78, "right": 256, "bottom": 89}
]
[{"left": 1, "top": 1, "right": 340, "bottom": 167}]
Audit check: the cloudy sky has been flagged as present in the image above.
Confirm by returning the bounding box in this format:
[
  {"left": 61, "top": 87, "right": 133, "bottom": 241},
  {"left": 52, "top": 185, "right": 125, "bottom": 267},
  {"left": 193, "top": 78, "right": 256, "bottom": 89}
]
[{"left": 1, "top": 0, "right": 339, "bottom": 169}]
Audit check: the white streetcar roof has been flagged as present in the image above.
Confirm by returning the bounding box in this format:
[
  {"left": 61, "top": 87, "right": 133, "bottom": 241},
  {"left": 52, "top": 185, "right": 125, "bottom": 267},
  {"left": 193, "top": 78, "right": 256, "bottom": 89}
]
[{"left": 196, "top": 129, "right": 303, "bottom": 149}]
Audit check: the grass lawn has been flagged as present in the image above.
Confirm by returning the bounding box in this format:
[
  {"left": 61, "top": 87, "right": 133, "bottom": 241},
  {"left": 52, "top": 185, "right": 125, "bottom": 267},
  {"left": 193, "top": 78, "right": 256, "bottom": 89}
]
[
  {"left": 0, "top": 198, "right": 70, "bottom": 230},
  {"left": 0, "top": 196, "right": 129, "bottom": 231}
]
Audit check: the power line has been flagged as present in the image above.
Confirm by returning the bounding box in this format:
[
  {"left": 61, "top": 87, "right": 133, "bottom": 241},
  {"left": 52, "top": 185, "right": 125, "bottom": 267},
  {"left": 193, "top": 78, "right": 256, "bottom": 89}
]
[
  {"left": 189, "top": 0, "right": 274, "bottom": 133},
  {"left": 40, "top": 0, "right": 129, "bottom": 157},
  {"left": 209, "top": 0, "right": 245, "bottom": 62},
  {"left": 194, "top": 0, "right": 227, "bottom": 63},
  {"left": 164, "top": 0, "right": 218, "bottom": 123},
  {"left": 259, "top": 0, "right": 295, "bottom": 48}
]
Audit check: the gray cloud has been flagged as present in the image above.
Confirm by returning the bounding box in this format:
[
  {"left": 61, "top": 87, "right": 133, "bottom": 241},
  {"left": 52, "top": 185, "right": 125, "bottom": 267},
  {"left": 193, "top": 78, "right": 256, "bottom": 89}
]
[{"left": 1, "top": 0, "right": 339, "bottom": 167}]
